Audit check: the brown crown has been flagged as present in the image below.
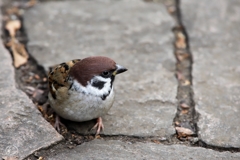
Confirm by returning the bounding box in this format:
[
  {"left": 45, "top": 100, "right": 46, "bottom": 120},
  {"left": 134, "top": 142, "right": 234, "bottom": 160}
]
[{"left": 69, "top": 56, "right": 117, "bottom": 86}]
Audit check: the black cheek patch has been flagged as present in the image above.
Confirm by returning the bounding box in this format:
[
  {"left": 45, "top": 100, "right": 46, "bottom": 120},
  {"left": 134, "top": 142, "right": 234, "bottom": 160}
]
[{"left": 92, "top": 81, "right": 106, "bottom": 90}]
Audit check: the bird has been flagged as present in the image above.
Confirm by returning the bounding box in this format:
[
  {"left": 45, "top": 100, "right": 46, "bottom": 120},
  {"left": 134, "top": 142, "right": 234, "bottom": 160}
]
[{"left": 48, "top": 56, "right": 127, "bottom": 135}]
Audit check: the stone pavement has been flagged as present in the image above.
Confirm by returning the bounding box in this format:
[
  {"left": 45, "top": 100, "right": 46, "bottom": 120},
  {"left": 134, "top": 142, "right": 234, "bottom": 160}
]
[
  {"left": 47, "top": 140, "right": 240, "bottom": 160},
  {"left": 182, "top": 0, "right": 240, "bottom": 148},
  {"left": 0, "top": 0, "right": 240, "bottom": 159}
]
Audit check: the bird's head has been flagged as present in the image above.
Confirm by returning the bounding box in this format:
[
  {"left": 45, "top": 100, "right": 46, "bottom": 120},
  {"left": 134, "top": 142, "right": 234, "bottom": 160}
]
[{"left": 69, "top": 56, "right": 127, "bottom": 98}]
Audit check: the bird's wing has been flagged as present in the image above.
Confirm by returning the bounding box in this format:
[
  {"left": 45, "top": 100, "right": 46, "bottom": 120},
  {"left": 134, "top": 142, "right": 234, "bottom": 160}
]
[{"left": 48, "top": 59, "right": 81, "bottom": 99}]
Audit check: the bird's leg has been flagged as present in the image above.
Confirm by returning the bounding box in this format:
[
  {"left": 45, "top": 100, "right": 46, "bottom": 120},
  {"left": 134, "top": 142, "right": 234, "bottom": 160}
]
[
  {"left": 91, "top": 117, "right": 104, "bottom": 136},
  {"left": 54, "top": 115, "right": 66, "bottom": 132}
]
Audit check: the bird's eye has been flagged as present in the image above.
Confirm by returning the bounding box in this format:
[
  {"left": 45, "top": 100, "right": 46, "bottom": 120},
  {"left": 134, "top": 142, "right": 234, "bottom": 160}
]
[{"left": 102, "top": 71, "right": 110, "bottom": 77}]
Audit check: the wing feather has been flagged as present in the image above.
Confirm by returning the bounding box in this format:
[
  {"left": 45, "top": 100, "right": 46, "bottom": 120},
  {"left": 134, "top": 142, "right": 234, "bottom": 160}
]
[{"left": 48, "top": 59, "right": 81, "bottom": 99}]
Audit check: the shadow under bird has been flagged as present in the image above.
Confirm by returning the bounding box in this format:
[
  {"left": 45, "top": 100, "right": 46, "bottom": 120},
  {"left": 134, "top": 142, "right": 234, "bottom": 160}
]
[{"left": 48, "top": 56, "right": 127, "bottom": 135}]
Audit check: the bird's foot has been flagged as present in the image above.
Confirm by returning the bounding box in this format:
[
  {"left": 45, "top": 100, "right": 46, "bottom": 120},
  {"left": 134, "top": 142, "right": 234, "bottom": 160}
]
[
  {"left": 91, "top": 117, "right": 104, "bottom": 136},
  {"left": 54, "top": 115, "right": 66, "bottom": 132}
]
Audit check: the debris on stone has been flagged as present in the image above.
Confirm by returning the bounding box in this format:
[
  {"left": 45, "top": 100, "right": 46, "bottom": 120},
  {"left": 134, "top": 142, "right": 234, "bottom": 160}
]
[
  {"left": 169, "top": 0, "right": 199, "bottom": 140},
  {"left": 175, "top": 126, "right": 195, "bottom": 137},
  {"left": 37, "top": 157, "right": 44, "bottom": 160},
  {"left": 175, "top": 32, "right": 186, "bottom": 49},
  {"left": 2, "top": 156, "right": 19, "bottom": 160},
  {"left": 3, "top": 4, "right": 30, "bottom": 68},
  {"left": 5, "top": 19, "right": 21, "bottom": 37},
  {"left": 6, "top": 38, "right": 29, "bottom": 68},
  {"left": 152, "top": 140, "right": 161, "bottom": 144},
  {"left": 180, "top": 102, "right": 190, "bottom": 109}
]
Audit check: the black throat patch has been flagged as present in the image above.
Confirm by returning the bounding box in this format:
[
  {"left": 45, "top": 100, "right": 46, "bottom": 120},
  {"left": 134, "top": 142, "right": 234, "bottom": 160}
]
[
  {"left": 110, "top": 75, "right": 115, "bottom": 88},
  {"left": 101, "top": 90, "right": 111, "bottom": 100}
]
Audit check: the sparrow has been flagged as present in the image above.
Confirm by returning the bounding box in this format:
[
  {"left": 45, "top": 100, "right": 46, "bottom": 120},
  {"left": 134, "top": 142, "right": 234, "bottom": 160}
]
[{"left": 48, "top": 56, "right": 127, "bottom": 135}]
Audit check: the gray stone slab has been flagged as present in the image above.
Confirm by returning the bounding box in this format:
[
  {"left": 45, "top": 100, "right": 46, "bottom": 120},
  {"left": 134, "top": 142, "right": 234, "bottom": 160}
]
[
  {"left": 47, "top": 139, "right": 240, "bottom": 160},
  {"left": 69, "top": 100, "right": 175, "bottom": 137},
  {"left": 182, "top": 0, "right": 240, "bottom": 147},
  {"left": 0, "top": 5, "right": 63, "bottom": 159},
  {"left": 24, "top": 0, "right": 177, "bottom": 137}
]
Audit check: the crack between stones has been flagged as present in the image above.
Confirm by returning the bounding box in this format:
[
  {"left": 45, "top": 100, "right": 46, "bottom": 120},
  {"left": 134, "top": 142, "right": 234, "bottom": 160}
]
[
  {"left": 167, "top": 0, "right": 199, "bottom": 141},
  {"left": 167, "top": 0, "right": 240, "bottom": 153},
  {"left": 195, "top": 140, "right": 240, "bottom": 153}
]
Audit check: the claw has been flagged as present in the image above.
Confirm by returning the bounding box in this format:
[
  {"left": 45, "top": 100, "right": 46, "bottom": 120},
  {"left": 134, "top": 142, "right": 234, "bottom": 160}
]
[{"left": 91, "top": 117, "right": 104, "bottom": 136}]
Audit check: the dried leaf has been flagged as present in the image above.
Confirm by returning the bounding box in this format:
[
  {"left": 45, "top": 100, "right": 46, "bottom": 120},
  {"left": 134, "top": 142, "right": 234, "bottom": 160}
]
[
  {"left": 176, "top": 32, "right": 186, "bottom": 49},
  {"left": 181, "top": 109, "right": 188, "bottom": 114},
  {"left": 37, "top": 157, "right": 44, "bottom": 160},
  {"left": 175, "top": 121, "right": 180, "bottom": 126},
  {"left": 26, "top": 0, "right": 37, "bottom": 8},
  {"left": 152, "top": 140, "right": 161, "bottom": 144},
  {"left": 37, "top": 104, "right": 49, "bottom": 119},
  {"left": 34, "top": 74, "right": 40, "bottom": 79},
  {"left": 5, "top": 20, "right": 21, "bottom": 37},
  {"left": 175, "top": 126, "right": 194, "bottom": 137},
  {"left": 8, "top": 39, "right": 29, "bottom": 68},
  {"left": 95, "top": 135, "right": 101, "bottom": 139},
  {"left": 180, "top": 103, "right": 190, "bottom": 109},
  {"left": 2, "top": 156, "right": 19, "bottom": 160},
  {"left": 12, "top": 51, "right": 27, "bottom": 68},
  {"left": 182, "top": 80, "right": 191, "bottom": 86},
  {"left": 176, "top": 53, "right": 190, "bottom": 61}
]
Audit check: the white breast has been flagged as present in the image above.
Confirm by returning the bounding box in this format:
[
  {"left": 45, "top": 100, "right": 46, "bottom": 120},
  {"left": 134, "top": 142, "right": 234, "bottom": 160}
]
[{"left": 48, "top": 78, "right": 115, "bottom": 122}]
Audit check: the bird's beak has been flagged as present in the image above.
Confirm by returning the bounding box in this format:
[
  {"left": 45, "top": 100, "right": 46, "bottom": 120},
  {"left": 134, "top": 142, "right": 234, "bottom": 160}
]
[{"left": 113, "top": 64, "right": 127, "bottom": 76}]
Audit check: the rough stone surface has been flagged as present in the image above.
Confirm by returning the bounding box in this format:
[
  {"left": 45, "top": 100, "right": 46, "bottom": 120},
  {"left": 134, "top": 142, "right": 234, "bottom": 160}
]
[
  {"left": 0, "top": 4, "right": 63, "bottom": 159},
  {"left": 182, "top": 0, "right": 240, "bottom": 147},
  {"left": 47, "top": 139, "right": 240, "bottom": 160},
  {"left": 24, "top": 0, "right": 177, "bottom": 137},
  {"left": 69, "top": 100, "right": 175, "bottom": 137}
]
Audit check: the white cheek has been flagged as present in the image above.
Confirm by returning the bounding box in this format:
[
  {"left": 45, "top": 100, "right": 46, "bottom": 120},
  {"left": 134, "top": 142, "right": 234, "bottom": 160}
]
[{"left": 72, "top": 76, "right": 112, "bottom": 97}]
